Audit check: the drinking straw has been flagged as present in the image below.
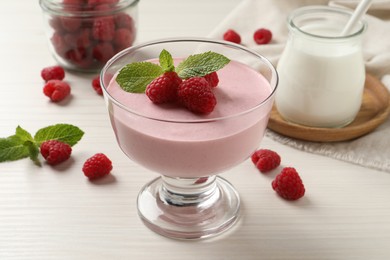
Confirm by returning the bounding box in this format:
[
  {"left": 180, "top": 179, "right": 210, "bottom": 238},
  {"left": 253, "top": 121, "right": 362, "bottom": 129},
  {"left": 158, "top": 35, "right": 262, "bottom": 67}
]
[{"left": 341, "top": 0, "right": 373, "bottom": 35}]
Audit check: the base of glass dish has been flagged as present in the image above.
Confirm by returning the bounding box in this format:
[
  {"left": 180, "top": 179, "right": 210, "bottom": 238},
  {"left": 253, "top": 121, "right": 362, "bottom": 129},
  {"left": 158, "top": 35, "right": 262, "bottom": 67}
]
[{"left": 137, "top": 175, "right": 240, "bottom": 240}]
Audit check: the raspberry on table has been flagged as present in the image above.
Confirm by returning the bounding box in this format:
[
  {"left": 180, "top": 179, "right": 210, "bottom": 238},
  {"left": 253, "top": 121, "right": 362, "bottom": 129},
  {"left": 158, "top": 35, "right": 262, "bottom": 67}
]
[
  {"left": 41, "top": 65, "right": 65, "bottom": 82},
  {"left": 146, "top": 71, "right": 182, "bottom": 104},
  {"left": 203, "top": 72, "right": 219, "bottom": 88},
  {"left": 272, "top": 167, "right": 305, "bottom": 200},
  {"left": 254, "top": 28, "right": 272, "bottom": 45},
  {"left": 251, "top": 149, "right": 281, "bottom": 173},
  {"left": 40, "top": 140, "right": 72, "bottom": 165},
  {"left": 177, "top": 77, "right": 217, "bottom": 114},
  {"left": 91, "top": 75, "right": 103, "bottom": 95},
  {"left": 223, "top": 29, "right": 241, "bottom": 44},
  {"left": 43, "top": 80, "right": 71, "bottom": 102},
  {"left": 82, "top": 153, "right": 113, "bottom": 180}
]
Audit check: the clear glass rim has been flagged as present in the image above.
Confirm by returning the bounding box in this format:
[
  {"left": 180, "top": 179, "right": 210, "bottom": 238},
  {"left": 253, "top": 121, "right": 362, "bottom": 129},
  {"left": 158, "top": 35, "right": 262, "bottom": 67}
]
[
  {"left": 100, "top": 37, "right": 279, "bottom": 124},
  {"left": 288, "top": 5, "right": 367, "bottom": 39},
  {"left": 39, "top": 0, "right": 139, "bottom": 17}
]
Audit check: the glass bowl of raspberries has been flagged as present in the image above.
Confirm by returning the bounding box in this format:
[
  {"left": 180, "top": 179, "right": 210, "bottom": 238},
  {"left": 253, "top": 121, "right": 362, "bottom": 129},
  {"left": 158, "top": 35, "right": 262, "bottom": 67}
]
[{"left": 40, "top": 0, "right": 138, "bottom": 72}]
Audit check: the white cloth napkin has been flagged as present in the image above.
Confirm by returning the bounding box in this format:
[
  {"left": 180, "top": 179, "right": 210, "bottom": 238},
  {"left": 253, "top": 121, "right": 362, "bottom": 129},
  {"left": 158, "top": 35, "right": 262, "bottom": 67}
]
[{"left": 208, "top": 0, "right": 390, "bottom": 173}]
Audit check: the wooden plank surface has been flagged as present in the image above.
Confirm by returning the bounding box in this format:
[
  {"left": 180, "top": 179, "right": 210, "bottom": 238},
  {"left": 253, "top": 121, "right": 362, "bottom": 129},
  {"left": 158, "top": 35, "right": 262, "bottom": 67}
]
[{"left": 1, "top": 1, "right": 390, "bottom": 259}]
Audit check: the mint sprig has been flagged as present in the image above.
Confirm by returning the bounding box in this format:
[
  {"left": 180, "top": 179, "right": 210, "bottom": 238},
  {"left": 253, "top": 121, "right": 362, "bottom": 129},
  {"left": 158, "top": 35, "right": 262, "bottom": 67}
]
[
  {"left": 175, "top": 51, "right": 230, "bottom": 79},
  {"left": 159, "top": 49, "right": 175, "bottom": 73},
  {"left": 0, "top": 124, "right": 84, "bottom": 165},
  {"left": 116, "top": 49, "right": 230, "bottom": 93},
  {"left": 116, "top": 62, "right": 163, "bottom": 93},
  {"left": 0, "top": 136, "right": 30, "bottom": 162},
  {"left": 34, "top": 124, "right": 84, "bottom": 146}
]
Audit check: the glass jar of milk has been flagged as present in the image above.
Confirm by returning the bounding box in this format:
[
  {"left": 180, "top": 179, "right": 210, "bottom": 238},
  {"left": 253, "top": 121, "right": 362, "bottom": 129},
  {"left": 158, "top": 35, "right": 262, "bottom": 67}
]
[{"left": 275, "top": 6, "right": 367, "bottom": 128}]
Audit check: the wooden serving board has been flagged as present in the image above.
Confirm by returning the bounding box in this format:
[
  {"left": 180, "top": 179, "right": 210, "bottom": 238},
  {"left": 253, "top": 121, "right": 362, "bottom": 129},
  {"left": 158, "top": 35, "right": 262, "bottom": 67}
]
[{"left": 267, "top": 74, "right": 390, "bottom": 142}]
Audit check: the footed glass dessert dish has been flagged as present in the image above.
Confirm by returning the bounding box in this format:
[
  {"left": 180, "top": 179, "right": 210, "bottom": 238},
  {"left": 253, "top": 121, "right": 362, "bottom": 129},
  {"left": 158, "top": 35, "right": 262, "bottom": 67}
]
[{"left": 100, "top": 38, "right": 278, "bottom": 239}]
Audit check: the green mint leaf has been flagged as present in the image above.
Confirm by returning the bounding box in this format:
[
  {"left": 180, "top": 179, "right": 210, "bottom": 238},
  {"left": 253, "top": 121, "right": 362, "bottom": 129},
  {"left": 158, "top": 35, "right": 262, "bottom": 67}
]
[
  {"left": 159, "top": 49, "right": 175, "bottom": 72},
  {"left": 24, "top": 140, "right": 41, "bottom": 166},
  {"left": 176, "top": 51, "right": 230, "bottom": 79},
  {"left": 0, "top": 135, "right": 30, "bottom": 162},
  {"left": 15, "top": 125, "right": 34, "bottom": 142},
  {"left": 34, "top": 123, "right": 84, "bottom": 147},
  {"left": 15, "top": 126, "right": 40, "bottom": 164},
  {"left": 0, "top": 126, "right": 37, "bottom": 163},
  {"left": 0, "top": 124, "right": 84, "bottom": 165},
  {"left": 116, "top": 62, "right": 163, "bottom": 93}
]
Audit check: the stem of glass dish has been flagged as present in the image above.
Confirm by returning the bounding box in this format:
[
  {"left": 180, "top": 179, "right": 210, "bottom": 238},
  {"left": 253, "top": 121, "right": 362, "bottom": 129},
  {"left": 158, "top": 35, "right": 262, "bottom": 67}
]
[{"left": 159, "top": 175, "right": 220, "bottom": 207}]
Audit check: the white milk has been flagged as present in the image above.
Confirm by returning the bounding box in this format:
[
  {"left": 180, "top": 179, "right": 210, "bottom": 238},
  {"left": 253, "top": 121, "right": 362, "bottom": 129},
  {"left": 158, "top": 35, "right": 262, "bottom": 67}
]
[{"left": 275, "top": 7, "right": 366, "bottom": 128}]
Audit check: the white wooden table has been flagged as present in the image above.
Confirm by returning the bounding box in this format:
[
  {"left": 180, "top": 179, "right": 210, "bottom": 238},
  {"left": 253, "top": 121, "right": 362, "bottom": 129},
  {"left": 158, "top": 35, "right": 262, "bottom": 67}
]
[{"left": 1, "top": 1, "right": 390, "bottom": 259}]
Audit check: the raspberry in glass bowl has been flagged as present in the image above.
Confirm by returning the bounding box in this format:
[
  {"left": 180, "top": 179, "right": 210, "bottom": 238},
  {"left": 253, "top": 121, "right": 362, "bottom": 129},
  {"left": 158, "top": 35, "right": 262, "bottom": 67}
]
[{"left": 40, "top": 0, "right": 138, "bottom": 72}]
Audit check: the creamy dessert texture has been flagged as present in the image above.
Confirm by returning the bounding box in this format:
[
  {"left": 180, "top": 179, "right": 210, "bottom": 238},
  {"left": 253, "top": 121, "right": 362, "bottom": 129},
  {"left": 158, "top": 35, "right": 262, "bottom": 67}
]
[{"left": 107, "top": 59, "right": 273, "bottom": 177}]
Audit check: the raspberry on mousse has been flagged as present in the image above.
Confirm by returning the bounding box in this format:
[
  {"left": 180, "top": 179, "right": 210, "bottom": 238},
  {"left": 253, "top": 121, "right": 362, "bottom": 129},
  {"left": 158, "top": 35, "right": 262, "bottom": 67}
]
[{"left": 177, "top": 77, "right": 217, "bottom": 114}]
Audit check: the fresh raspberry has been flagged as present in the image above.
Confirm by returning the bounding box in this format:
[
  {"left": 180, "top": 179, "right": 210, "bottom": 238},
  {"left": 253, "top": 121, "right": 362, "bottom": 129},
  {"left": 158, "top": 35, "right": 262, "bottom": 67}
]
[
  {"left": 64, "top": 29, "right": 91, "bottom": 49},
  {"left": 49, "top": 17, "right": 64, "bottom": 32},
  {"left": 41, "top": 66, "right": 65, "bottom": 82},
  {"left": 272, "top": 167, "right": 305, "bottom": 200},
  {"left": 92, "top": 42, "right": 114, "bottom": 63},
  {"left": 60, "top": 16, "right": 82, "bottom": 32},
  {"left": 43, "top": 80, "right": 71, "bottom": 102},
  {"left": 82, "top": 153, "right": 113, "bottom": 180},
  {"left": 113, "top": 28, "right": 134, "bottom": 51},
  {"left": 65, "top": 47, "right": 88, "bottom": 63},
  {"left": 203, "top": 72, "right": 219, "bottom": 88},
  {"left": 63, "top": 33, "right": 79, "bottom": 49},
  {"left": 93, "top": 4, "right": 110, "bottom": 11},
  {"left": 223, "top": 29, "right": 241, "bottom": 44},
  {"left": 87, "top": 0, "right": 119, "bottom": 6},
  {"left": 73, "top": 56, "right": 94, "bottom": 69},
  {"left": 92, "top": 17, "right": 115, "bottom": 41},
  {"left": 177, "top": 77, "right": 217, "bottom": 114},
  {"left": 115, "top": 13, "right": 134, "bottom": 29},
  {"left": 62, "top": 0, "right": 86, "bottom": 11},
  {"left": 65, "top": 47, "right": 93, "bottom": 68},
  {"left": 146, "top": 72, "right": 182, "bottom": 104},
  {"left": 254, "top": 28, "right": 272, "bottom": 45},
  {"left": 63, "top": 0, "right": 86, "bottom": 5},
  {"left": 91, "top": 75, "right": 103, "bottom": 95},
  {"left": 40, "top": 140, "right": 72, "bottom": 165},
  {"left": 251, "top": 149, "right": 281, "bottom": 173},
  {"left": 51, "top": 32, "right": 67, "bottom": 57}
]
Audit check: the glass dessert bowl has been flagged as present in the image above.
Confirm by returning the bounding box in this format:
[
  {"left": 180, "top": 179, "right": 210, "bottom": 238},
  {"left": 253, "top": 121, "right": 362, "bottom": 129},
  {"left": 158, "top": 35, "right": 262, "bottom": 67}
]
[{"left": 100, "top": 38, "right": 278, "bottom": 239}]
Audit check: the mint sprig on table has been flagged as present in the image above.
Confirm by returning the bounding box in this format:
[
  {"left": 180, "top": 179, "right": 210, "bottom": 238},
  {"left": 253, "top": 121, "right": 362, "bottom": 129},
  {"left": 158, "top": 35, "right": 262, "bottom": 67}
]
[
  {"left": 116, "top": 49, "right": 230, "bottom": 93},
  {"left": 0, "top": 124, "right": 84, "bottom": 165}
]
